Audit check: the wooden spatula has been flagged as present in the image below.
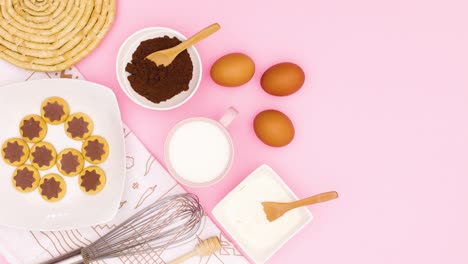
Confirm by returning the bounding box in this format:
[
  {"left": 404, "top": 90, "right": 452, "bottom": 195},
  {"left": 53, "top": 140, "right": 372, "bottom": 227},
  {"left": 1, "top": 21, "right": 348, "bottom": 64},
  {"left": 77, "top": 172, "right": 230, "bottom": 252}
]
[
  {"left": 262, "top": 191, "right": 339, "bottom": 222},
  {"left": 146, "top": 23, "right": 220, "bottom": 66}
]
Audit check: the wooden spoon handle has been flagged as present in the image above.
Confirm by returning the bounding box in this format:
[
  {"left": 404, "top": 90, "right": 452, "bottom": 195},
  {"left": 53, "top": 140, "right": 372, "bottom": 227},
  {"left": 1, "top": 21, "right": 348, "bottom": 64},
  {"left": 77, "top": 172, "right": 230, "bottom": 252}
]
[
  {"left": 168, "top": 250, "right": 198, "bottom": 264},
  {"left": 290, "top": 191, "right": 338, "bottom": 209},
  {"left": 176, "top": 23, "right": 220, "bottom": 51}
]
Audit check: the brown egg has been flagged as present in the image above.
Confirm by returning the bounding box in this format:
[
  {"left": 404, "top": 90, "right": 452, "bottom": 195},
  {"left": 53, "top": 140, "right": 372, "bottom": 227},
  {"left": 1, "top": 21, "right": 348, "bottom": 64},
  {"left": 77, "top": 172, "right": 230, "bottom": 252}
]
[
  {"left": 261, "top": 62, "right": 305, "bottom": 96},
  {"left": 210, "top": 53, "right": 255, "bottom": 87},
  {"left": 253, "top": 110, "right": 295, "bottom": 147}
]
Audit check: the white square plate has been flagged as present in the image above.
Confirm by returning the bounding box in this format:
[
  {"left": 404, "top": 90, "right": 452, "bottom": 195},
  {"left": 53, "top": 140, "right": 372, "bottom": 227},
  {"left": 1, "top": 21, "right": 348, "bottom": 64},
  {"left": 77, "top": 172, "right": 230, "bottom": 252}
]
[
  {"left": 213, "top": 165, "right": 313, "bottom": 264},
  {"left": 0, "top": 79, "right": 126, "bottom": 231}
]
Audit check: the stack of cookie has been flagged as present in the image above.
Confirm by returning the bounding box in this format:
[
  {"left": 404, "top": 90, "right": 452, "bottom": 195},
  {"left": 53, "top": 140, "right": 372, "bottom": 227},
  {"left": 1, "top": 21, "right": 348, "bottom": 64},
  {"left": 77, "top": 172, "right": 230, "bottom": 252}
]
[{"left": 1, "top": 97, "right": 109, "bottom": 202}]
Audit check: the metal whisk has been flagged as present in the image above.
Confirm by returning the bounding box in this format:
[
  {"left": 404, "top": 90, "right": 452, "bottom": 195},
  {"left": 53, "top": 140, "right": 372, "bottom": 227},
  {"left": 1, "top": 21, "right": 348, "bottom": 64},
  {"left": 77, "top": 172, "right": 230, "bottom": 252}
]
[{"left": 43, "top": 193, "right": 204, "bottom": 264}]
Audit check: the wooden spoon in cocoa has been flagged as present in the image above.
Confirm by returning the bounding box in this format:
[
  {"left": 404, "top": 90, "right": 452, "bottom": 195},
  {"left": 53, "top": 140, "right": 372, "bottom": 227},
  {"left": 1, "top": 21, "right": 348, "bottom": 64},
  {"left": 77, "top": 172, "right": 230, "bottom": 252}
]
[{"left": 146, "top": 23, "right": 220, "bottom": 66}]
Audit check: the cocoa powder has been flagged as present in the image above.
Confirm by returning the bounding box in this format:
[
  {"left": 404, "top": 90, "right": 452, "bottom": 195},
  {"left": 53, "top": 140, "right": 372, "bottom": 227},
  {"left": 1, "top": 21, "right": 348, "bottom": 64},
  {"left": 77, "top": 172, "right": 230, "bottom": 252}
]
[{"left": 125, "top": 36, "right": 193, "bottom": 103}]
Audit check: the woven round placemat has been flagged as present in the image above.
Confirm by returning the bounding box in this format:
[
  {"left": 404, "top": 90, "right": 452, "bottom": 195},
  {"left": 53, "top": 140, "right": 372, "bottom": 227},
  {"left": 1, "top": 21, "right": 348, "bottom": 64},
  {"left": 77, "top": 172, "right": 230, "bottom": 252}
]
[{"left": 0, "top": 0, "right": 115, "bottom": 72}]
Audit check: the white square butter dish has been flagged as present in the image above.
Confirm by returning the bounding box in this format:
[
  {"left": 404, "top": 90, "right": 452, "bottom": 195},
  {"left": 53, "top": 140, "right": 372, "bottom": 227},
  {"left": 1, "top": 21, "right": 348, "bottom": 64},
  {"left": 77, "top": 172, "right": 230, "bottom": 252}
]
[{"left": 213, "top": 164, "right": 312, "bottom": 264}]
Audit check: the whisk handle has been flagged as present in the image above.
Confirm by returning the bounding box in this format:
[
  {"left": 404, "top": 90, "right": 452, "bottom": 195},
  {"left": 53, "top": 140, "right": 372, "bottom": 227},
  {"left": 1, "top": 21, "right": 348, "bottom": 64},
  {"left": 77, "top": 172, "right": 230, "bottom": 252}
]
[
  {"left": 168, "top": 250, "right": 198, "bottom": 264},
  {"left": 40, "top": 249, "right": 84, "bottom": 264}
]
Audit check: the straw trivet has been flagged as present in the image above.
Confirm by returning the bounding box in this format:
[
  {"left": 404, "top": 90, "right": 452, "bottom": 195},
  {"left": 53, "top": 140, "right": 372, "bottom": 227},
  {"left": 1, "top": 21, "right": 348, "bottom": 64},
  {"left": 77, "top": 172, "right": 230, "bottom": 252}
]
[{"left": 0, "top": 0, "right": 115, "bottom": 72}]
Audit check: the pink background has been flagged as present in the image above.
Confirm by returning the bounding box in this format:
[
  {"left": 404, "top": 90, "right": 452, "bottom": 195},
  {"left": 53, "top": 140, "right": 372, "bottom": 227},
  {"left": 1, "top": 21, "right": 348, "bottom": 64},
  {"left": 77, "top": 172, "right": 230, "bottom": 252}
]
[{"left": 3, "top": 0, "right": 468, "bottom": 263}]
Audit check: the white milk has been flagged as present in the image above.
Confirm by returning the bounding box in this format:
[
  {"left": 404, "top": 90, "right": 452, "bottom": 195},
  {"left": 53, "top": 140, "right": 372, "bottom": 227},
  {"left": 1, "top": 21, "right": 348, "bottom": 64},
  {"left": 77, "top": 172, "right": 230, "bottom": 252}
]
[{"left": 167, "top": 120, "right": 231, "bottom": 184}]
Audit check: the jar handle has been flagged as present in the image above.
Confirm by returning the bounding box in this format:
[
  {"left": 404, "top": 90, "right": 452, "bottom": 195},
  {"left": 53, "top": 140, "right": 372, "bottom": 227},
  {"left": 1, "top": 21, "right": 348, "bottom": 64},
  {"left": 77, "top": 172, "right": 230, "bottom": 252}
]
[{"left": 219, "top": 107, "right": 238, "bottom": 128}]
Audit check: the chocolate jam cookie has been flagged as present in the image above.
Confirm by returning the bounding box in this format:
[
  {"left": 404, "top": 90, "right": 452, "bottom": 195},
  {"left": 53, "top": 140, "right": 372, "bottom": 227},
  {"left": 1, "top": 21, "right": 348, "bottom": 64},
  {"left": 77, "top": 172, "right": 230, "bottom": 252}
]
[
  {"left": 30, "top": 142, "right": 57, "bottom": 170},
  {"left": 12, "top": 165, "right": 40, "bottom": 193},
  {"left": 19, "top": 114, "right": 47, "bottom": 143},
  {"left": 64, "top": 113, "right": 93, "bottom": 140},
  {"left": 56, "top": 148, "right": 84, "bottom": 176},
  {"left": 2, "top": 138, "right": 29, "bottom": 166},
  {"left": 79, "top": 166, "right": 106, "bottom": 194},
  {"left": 39, "top": 174, "right": 66, "bottom": 202},
  {"left": 82, "top": 136, "right": 109, "bottom": 164},
  {"left": 41, "top": 97, "right": 70, "bottom": 125}
]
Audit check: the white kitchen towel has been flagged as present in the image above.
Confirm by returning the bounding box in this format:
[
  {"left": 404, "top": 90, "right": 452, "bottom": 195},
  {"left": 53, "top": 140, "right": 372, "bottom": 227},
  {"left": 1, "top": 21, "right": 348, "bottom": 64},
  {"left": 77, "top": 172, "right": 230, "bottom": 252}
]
[{"left": 0, "top": 60, "right": 248, "bottom": 264}]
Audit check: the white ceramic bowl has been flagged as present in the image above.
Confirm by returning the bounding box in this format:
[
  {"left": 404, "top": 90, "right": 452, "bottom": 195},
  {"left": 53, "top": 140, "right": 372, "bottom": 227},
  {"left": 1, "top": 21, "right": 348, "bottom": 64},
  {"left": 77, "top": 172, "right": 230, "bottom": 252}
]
[{"left": 116, "top": 27, "right": 202, "bottom": 110}]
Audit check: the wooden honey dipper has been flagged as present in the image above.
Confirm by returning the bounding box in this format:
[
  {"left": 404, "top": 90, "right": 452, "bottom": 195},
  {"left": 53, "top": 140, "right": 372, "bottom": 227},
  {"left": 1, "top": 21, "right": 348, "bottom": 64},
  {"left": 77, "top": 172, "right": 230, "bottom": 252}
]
[{"left": 168, "top": 237, "right": 222, "bottom": 264}]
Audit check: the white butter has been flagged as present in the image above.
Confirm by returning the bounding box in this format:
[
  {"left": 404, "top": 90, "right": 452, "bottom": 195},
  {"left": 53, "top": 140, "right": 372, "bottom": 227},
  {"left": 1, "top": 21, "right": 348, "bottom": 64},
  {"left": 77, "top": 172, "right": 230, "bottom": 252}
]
[{"left": 213, "top": 165, "right": 312, "bottom": 264}]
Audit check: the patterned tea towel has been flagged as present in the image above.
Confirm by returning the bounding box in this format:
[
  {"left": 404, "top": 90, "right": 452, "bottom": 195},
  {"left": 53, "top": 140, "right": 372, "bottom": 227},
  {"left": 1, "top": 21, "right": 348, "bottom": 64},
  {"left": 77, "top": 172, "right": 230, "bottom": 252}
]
[{"left": 0, "top": 60, "right": 248, "bottom": 264}]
